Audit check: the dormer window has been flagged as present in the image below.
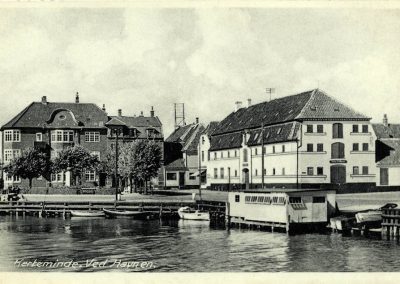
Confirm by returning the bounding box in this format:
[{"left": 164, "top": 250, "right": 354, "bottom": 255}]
[
  {"left": 147, "top": 128, "right": 157, "bottom": 138},
  {"left": 130, "top": 128, "right": 137, "bottom": 137}
]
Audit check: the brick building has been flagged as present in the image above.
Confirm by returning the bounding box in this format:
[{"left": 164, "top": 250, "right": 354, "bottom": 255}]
[{"left": 1, "top": 94, "right": 164, "bottom": 190}]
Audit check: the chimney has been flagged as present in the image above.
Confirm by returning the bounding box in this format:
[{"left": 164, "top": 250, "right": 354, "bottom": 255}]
[
  {"left": 247, "top": 98, "right": 252, "bottom": 107},
  {"left": 102, "top": 104, "right": 106, "bottom": 112},
  {"left": 196, "top": 117, "right": 199, "bottom": 124},
  {"left": 41, "top": 96, "right": 47, "bottom": 105},
  {"left": 383, "top": 114, "right": 388, "bottom": 127},
  {"left": 75, "top": 92, "right": 79, "bottom": 103},
  {"left": 150, "top": 106, "right": 154, "bottom": 117},
  {"left": 140, "top": 111, "right": 144, "bottom": 117},
  {"left": 118, "top": 109, "right": 122, "bottom": 116},
  {"left": 235, "top": 101, "right": 243, "bottom": 112}
]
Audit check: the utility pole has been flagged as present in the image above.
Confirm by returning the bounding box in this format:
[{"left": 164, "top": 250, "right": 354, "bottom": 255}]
[
  {"left": 265, "top": 88, "right": 275, "bottom": 101},
  {"left": 261, "top": 123, "right": 265, "bottom": 189}
]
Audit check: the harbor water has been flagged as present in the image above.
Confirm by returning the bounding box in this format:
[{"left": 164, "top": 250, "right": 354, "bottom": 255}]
[{"left": 0, "top": 215, "right": 400, "bottom": 272}]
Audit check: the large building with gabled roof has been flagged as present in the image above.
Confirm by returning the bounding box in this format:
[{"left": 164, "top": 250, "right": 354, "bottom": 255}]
[
  {"left": 202, "top": 89, "right": 377, "bottom": 192},
  {"left": 1, "top": 93, "right": 164, "bottom": 190}
]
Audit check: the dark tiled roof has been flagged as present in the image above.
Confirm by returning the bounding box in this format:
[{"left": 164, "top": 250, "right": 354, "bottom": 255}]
[
  {"left": 165, "top": 124, "right": 193, "bottom": 143},
  {"left": 2, "top": 102, "right": 108, "bottom": 129},
  {"left": 372, "top": 123, "right": 400, "bottom": 139},
  {"left": 111, "top": 116, "right": 162, "bottom": 128},
  {"left": 105, "top": 117, "right": 127, "bottom": 126},
  {"left": 212, "top": 89, "right": 369, "bottom": 136},
  {"left": 212, "top": 90, "right": 313, "bottom": 135},
  {"left": 209, "top": 122, "right": 300, "bottom": 151},
  {"left": 164, "top": 158, "right": 187, "bottom": 170},
  {"left": 204, "top": 121, "right": 219, "bottom": 136},
  {"left": 377, "top": 139, "right": 400, "bottom": 166},
  {"left": 183, "top": 124, "right": 205, "bottom": 154}
]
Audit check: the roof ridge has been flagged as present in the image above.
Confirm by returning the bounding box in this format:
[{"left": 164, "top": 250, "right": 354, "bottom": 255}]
[
  {"left": 183, "top": 124, "right": 202, "bottom": 151},
  {"left": 295, "top": 89, "right": 318, "bottom": 119}
]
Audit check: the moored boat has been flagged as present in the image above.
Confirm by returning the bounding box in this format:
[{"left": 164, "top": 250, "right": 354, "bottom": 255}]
[
  {"left": 355, "top": 203, "right": 398, "bottom": 225},
  {"left": 103, "top": 208, "right": 150, "bottom": 219},
  {"left": 178, "top": 206, "right": 210, "bottom": 221},
  {"left": 70, "top": 210, "right": 105, "bottom": 217}
]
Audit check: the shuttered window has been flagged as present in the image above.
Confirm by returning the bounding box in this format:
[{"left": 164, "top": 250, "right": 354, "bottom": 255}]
[
  {"left": 331, "top": 142, "right": 345, "bottom": 159},
  {"left": 333, "top": 123, "right": 343, "bottom": 138}
]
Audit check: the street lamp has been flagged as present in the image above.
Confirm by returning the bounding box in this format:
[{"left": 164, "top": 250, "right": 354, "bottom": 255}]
[{"left": 106, "top": 123, "right": 124, "bottom": 201}]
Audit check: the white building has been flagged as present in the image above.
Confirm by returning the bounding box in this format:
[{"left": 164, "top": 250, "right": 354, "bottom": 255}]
[{"left": 202, "top": 89, "right": 376, "bottom": 193}]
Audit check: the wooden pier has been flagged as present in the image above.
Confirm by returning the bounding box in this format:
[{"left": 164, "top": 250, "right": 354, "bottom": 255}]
[
  {"left": 0, "top": 200, "right": 195, "bottom": 219},
  {"left": 381, "top": 207, "right": 400, "bottom": 240}
]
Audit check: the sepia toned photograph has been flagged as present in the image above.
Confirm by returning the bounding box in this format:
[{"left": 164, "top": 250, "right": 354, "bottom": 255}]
[{"left": 0, "top": 1, "right": 399, "bottom": 276}]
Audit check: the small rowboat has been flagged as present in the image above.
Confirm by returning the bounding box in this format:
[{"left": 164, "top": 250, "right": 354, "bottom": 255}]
[
  {"left": 70, "top": 210, "right": 105, "bottom": 217},
  {"left": 178, "top": 206, "right": 210, "bottom": 221},
  {"left": 355, "top": 203, "right": 398, "bottom": 225},
  {"left": 103, "top": 208, "right": 150, "bottom": 219}
]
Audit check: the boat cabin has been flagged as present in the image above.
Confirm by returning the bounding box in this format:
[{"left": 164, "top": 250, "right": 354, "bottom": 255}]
[{"left": 227, "top": 188, "right": 336, "bottom": 233}]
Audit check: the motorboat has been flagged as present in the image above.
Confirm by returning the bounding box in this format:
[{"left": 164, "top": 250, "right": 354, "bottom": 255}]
[
  {"left": 70, "top": 210, "right": 105, "bottom": 217},
  {"left": 330, "top": 216, "right": 355, "bottom": 231},
  {"left": 355, "top": 203, "right": 398, "bottom": 225},
  {"left": 177, "top": 206, "right": 210, "bottom": 221},
  {"left": 103, "top": 208, "right": 150, "bottom": 219}
]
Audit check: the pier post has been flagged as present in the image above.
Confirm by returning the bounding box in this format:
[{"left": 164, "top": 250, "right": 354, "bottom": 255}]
[
  {"left": 159, "top": 205, "right": 163, "bottom": 220},
  {"left": 394, "top": 226, "right": 398, "bottom": 240}
]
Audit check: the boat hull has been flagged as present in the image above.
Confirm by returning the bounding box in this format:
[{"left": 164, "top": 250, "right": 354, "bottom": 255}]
[
  {"left": 103, "top": 208, "right": 150, "bottom": 219},
  {"left": 70, "top": 210, "right": 105, "bottom": 217},
  {"left": 355, "top": 211, "right": 382, "bottom": 224},
  {"left": 178, "top": 207, "right": 210, "bottom": 221}
]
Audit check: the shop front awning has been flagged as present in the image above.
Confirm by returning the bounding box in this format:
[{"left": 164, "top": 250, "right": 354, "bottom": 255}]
[{"left": 190, "top": 170, "right": 206, "bottom": 177}]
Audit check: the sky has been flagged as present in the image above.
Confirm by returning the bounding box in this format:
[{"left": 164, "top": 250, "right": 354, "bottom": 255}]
[{"left": 0, "top": 7, "right": 399, "bottom": 136}]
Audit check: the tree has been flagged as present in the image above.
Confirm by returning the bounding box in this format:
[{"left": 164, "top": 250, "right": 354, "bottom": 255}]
[
  {"left": 133, "top": 141, "right": 162, "bottom": 194},
  {"left": 3, "top": 148, "right": 51, "bottom": 189},
  {"left": 52, "top": 145, "right": 100, "bottom": 186},
  {"left": 118, "top": 142, "right": 137, "bottom": 193}
]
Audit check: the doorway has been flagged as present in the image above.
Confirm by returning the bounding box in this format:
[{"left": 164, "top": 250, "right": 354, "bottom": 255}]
[
  {"left": 380, "top": 168, "right": 389, "bottom": 185},
  {"left": 179, "top": 172, "right": 185, "bottom": 189},
  {"left": 242, "top": 168, "right": 249, "bottom": 190},
  {"left": 330, "top": 165, "right": 346, "bottom": 184}
]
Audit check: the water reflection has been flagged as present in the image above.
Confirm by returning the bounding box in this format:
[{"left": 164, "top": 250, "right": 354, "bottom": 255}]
[{"left": 0, "top": 215, "right": 399, "bottom": 272}]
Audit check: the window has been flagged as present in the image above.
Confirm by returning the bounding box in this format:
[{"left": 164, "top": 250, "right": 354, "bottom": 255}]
[
  {"left": 273, "top": 168, "right": 276, "bottom": 175},
  {"left": 189, "top": 173, "right": 196, "bottom": 180},
  {"left": 352, "top": 125, "right": 359, "bottom": 133},
  {"left": 333, "top": 123, "right": 343, "bottom": 138},
  {"left": 255, "top": 169, "right": 258, "bottom": 176},
  {"left": 331, "top": 142, "right": 345, "bottom": 159},
  {"left": 234, "top": 150, "right": 237, "bottom": 157},
  {"left": 201, "top": 151, "right": 204, "bottom": 162},
  {"left": 221, "top": 152, "right": 224, "bottom": 158},
  {"left": 207, "top": 152, "right": 210, "bottom": 161},
  {"left": 201, "top": 137, "right": 205, "bottom": 144},
  {"left": 85, "top": 170, "right": 96, "bottom": 182},
  {"left": 5, "top": 174, "right": 21, "bottom": 183},
  {"left": 214, "top": 168, "right": 218, "bottom": 179},
  {"left": 306, "top": 125, "right": 313, "bottom": 133},
  {"left": 362, "top": 125, "right": 368, "bottom": 133},
  {"left": 235, "top": 170, "right": 238, "bottom": 177},
  {"left": 4, "top": 149, "right": 20, "bottom": 162},
  {"left": 353, "top": 166, "right": 359, "bottom": 175},
  {"left": 85, "top": 132, "right": 100, "bottom": 142},
  {"left": 263, "top": 146, "right": 266, "bottom": 155},
  {"left": 4, "top": 130, "right": 20, "bottom": 142},
  {"left": 362, "top": 166, "right": 369, "bottom": 175},
  {"left": 282, "top": 168, "right": 285, "bottom": 175},
  {"left": 243, "top": 149, "right": 248, "bottom": 162},
  {"left": 220, "top": 168, "right": 224, "bottom": 179},
  {"left": 289, "top": 197, "right": 302, "bottom": 204},
  {"left": 167, "top": 173, "right": 177, "bottom": 180},
  {"left": 307, "top": 167, "right": 314, "bottom": 176},
  {"left": 282, "top": 145, "right": 285, "bottom": 153},
  {"left": 235, "top": 195, "right": 240, "bottom": 202},
  {"left": 227, "top": 151, "right": 230, "bottom": 158},
  {"left": 313, "top": 196, "right": 325, "bottom": 203},
  {"left": 147, "top": 129, "right": 157, "bottom": 138},
  {"left": 317, "top": 125, "right": 324, "bottom": 133},
  {"left": 129, "top": 129, "right": 137, "bottom": 137},
  {"left": 263, "top": 169, "right": 266, "bottom": 175},
  {"left": 317, "top": 167, "right": 324, "bottom": 175},
  {"left": 362, "top": 143, "right": 369, "bottom": 151},
  {"left": 307, "top": 144, "right": 313, "bottom": 152},
  {"left": 51, "top": 172, "right": 64, "bottom": 182},
  {"left": 51, "top": 130, "right": 74, "bottom": 142},
  {"left": 255, "top": 148, "right": 258, "bottom": 155},
  {"left": 317, "top": 144, "right": 324, "bottom": 152},
  {"left": 36, "top": 133, "right": 43, "bottom": 142},
  {"left": 352, "top": 143, "right": 359, "bottom": 151},
  {"left": 214, "top": 152, "right": 217, "bottom": 160}
]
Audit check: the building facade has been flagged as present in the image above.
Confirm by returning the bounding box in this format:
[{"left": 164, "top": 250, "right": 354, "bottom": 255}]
[
  {"left": 203, "top": 89, "right": 376, "bottom": 192},
  {"left": 373, "top": 115, "right": 400, "bottom": 188},
  {"left": 164, "top": 120, "right": 205, "bottom": 189},
  {"left": 1, "top": 94, "right": 164, "bottom": 190}
]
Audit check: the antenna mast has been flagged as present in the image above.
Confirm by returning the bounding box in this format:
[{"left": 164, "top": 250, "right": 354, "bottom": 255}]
[
  {"left": 174, "top": 103, "right": 186, "bottom": 129},
  {"left": 265, "top": 88, "right": 275, "bottom": 101}
]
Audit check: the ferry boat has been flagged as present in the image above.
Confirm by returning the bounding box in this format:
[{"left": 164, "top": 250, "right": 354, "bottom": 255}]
[
  {"left": 178, "top": 206, "right": 210, "bottom": 221},
  {"left": 70, "top": 210, "right": 105, "bottom": 217}
]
